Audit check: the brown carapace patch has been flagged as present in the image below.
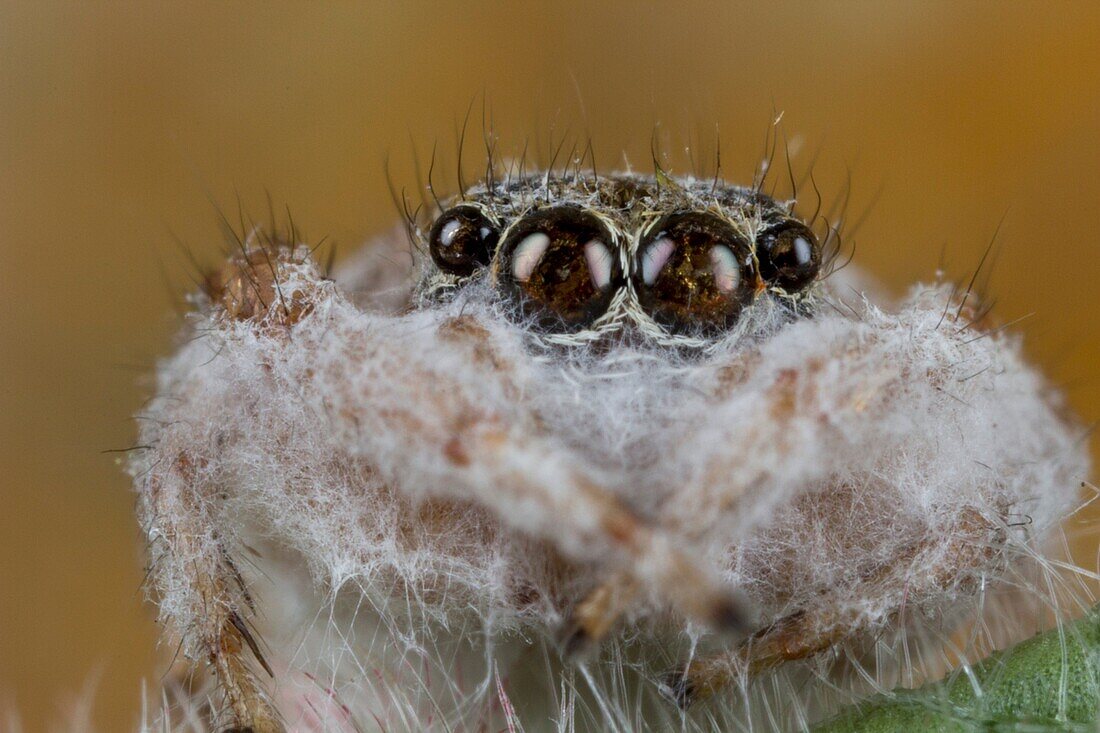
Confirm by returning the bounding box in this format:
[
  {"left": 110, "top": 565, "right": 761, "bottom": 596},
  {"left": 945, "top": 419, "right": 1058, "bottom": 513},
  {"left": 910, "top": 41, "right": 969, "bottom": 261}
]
[{"left": 204, "top": 246, "right": 315, "bottom": 325}]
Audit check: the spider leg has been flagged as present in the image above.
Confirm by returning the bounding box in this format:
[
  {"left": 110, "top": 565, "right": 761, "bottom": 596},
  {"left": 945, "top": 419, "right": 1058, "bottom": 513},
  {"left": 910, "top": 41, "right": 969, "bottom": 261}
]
[
  {"left": 339, "top": 314, "right": 751, "bottom": 633},
  {"left": 143, "top": 452, "right": 285, "bottom": 733},
  {"left": 138, "top": 246, "right": 321, "bottom": 732},
  {"left": 558, "top": 359, "right": 846, "bottom": 654},
  {"left": 664, "top": 507, "right": 1006, "bottom": 707},
  {"left": 664, "top": 607, "right": 852, "bottom": 707},
  {"left": 643, "top": 292, "right": 1043, "bottom": 704},
  {"left": 560, "top": 572, "right": 641, "bottom": 657},
  {"left": 143, "top": 245, "right": 750, "bottom": 727}
]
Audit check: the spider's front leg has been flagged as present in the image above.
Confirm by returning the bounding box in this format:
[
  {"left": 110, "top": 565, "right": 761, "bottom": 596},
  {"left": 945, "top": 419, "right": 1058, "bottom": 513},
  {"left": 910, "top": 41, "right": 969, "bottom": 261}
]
[
  {"left": 664, "top": 506, "right": 1007, "bottom": 707},
  {"left": 652, "top": 292, "right": 1071, "bottom": 705},
  {"left": 143, "top": 451, "right": 284, "bottom": 732},
  {"left": 320, "top": 311, "right": 750, "bottom": 632},
  {"left": 137, "top": 248, "right": 307, "bottom": 732},
  {"left": 560, "top": 572, "right": 641, "bottom": 656},
  {"left": 568, "top": 290, "right": 1075, "bottom": 707},
  {"left": 138, "top": 243, "right": 751, "bottom": 731}
]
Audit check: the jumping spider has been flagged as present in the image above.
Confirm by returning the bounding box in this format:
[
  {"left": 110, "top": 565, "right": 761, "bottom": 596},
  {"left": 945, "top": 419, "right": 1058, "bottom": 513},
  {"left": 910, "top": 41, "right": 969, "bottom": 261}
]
[{"left": 133, "top": 170, "right": 1086, "bottom": 731}]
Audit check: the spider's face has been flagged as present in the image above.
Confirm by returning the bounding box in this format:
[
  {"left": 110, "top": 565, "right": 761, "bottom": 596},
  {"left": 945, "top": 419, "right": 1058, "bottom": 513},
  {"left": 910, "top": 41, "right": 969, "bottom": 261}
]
[{"left": 418, "top": 175, "right": 822, "bottom": 346}]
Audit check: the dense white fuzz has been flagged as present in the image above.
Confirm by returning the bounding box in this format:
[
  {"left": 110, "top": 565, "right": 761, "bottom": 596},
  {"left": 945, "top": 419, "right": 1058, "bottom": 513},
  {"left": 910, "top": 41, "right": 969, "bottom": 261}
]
[{"left": 132, "top": 175, "right": 1091, "bottom": 732}]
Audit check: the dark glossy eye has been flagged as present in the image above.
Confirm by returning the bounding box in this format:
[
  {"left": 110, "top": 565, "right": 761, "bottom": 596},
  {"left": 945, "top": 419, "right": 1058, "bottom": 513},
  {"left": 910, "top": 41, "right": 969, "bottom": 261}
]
[
  {"left": 756, "top": 221, "right": 820, "bottom": 293},
  {"left": 498, "top": 206, "right": 621, "bottom": 329},
  {"left": 632, "top": 212, "right": 757, "bottom": 332},
  {"left": 428, "top": 206, "right": 499, "bottom": 276}
]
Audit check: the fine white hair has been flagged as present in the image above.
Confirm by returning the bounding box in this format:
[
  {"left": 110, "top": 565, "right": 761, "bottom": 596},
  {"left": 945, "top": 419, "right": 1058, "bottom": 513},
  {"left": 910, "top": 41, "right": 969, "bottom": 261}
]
[{"left": 131, "top": 176, "right": 1090, "bottom": 732}]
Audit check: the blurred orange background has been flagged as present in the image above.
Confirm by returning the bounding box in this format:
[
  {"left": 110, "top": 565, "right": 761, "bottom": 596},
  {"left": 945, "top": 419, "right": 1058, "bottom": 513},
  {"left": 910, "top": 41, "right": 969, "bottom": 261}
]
[{"left": 2, "top": 2, "right": 1099, "bottom": 730}]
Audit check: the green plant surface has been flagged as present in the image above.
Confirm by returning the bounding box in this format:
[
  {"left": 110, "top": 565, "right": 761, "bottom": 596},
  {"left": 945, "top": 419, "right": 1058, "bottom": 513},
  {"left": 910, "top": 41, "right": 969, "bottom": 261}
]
[{"left": 813, "top": 608, "right": 1100, "bottom": 732}]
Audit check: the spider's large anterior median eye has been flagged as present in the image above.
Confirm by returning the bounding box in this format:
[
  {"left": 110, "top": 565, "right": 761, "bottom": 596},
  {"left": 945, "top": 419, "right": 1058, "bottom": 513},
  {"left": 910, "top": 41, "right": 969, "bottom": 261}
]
[
  {"left": 632, "top": 212, "right": 757, "bottom": 332},
  {"left": 756, "top": 221, "right": 820, "bottom": 293},
  {"left": 428, "top": 206, "right": 500, "bottom": 276},
  {"left": 498, "top": 206, "right": 621, "bottom": 329}
]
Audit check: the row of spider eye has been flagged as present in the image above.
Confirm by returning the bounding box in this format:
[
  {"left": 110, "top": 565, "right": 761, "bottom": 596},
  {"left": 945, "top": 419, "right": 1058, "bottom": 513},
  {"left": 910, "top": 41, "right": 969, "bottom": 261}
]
[{"left": 428, "top": 204, "right": 821, "bottom": 333}]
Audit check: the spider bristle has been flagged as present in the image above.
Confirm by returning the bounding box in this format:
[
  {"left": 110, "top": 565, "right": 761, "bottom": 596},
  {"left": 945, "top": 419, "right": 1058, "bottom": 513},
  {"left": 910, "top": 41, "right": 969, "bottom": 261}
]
[{"left": 455, "top": 95, "right": 476, "bottom": 198}]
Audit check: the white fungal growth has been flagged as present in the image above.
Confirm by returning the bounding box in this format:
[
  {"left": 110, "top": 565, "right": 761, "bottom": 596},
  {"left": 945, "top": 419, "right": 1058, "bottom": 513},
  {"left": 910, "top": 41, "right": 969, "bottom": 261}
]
[{"left": 131, "top": 173, "right": 1091, "bottom": 732}]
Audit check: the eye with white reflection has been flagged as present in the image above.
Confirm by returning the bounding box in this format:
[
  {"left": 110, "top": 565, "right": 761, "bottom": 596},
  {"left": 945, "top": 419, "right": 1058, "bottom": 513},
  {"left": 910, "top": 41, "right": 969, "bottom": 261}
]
[
  {"left": 709, "top": 245, "right": 741, "bottom": 294},
  {"left": 511, "top": 232, "right": 551, "bottom": 282},
  {"left": 428, "top": 206, "right": 500, "bottom": 275},
  {"left": 499, "top": 206, "right": 623, "bottom": 330},
  {"left": 755, "top": 221, "right": 821, "bottom": 293},
  {"left": 631, "top": 211, "right": 756, "bottom": 332},
  {"left": 793, "top": 236, "right": 813, "bottom": 266},
  {"left": 439, "top": 218, "right": 461, "bottom": 246}
]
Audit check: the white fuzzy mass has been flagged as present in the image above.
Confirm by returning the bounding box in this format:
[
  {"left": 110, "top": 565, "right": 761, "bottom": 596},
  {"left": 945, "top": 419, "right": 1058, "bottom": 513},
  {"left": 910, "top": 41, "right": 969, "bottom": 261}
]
[{"left": 130, "top": 184, "right": 1090, "bottom": 732}]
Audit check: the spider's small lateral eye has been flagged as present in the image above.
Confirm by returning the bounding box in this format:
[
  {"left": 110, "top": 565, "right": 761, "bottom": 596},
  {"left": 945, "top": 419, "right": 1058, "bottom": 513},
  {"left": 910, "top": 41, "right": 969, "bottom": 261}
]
[
  {"left": 428, "top": 206, "right": 500, "bottom": 276},
  {"left": 632, "top": 212, "right": 757, "bottom": 332},
  {"left": 498, "top": 206, "right": 621, "bottom": 330},
  {"left": 756, "top": 221, "right": 820, "bottom": 293}
]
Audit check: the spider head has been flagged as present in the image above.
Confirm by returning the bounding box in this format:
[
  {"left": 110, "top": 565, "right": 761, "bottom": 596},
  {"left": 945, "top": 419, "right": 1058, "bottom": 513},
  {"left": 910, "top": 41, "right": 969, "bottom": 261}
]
[{"left": 420, "top": 174, "right": 823, "bottom": 346}]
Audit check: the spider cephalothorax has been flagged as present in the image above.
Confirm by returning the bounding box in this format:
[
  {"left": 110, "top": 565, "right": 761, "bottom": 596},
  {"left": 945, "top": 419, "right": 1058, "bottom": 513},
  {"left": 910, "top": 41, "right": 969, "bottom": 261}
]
[{"left": 133, "top": 171, "right": 1087, "bottom": 732}]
